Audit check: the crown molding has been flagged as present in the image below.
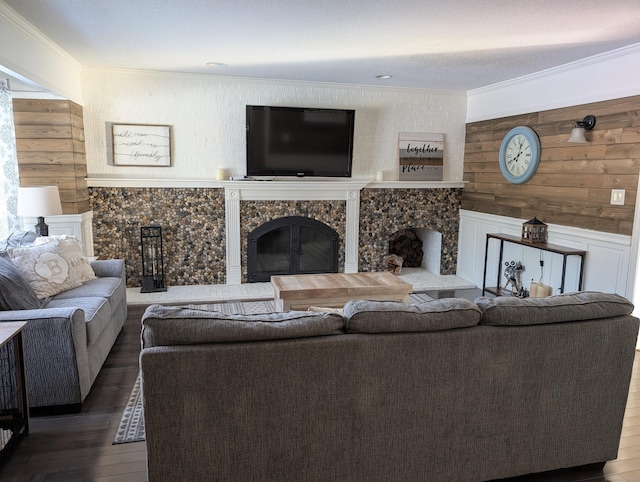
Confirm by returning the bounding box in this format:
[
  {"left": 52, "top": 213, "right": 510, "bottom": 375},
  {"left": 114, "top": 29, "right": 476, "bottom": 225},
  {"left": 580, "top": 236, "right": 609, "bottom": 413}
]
[
  {"left": 466, "top": 42, "right": 640, "bottom": 122},
  {"left": 0, "top": 2, "right": 82, "bottom": 101},
  {"left": 468, "top": 42, "right": 640, "bottom": 97},
  {"left": 0, "top": 3, "right": 81, "bottom": 71}
]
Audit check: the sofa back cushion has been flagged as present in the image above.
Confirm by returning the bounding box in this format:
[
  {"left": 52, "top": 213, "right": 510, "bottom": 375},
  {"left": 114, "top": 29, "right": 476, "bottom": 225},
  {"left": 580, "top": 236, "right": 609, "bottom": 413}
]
[
  {"left": 141, "top": 304, "right": 344, "bottom": 347},
  {"left": 343, "top": 298, "right": 481, "bottom": 334},
  {"left": 0, "top": 231, "right": 38, "bottom": 259},
  {"left": 0, "top": 257, "right": 43, "bottom": 310},
  {"left": 476, "top": 291, "right": 634, "bottom": 326}
]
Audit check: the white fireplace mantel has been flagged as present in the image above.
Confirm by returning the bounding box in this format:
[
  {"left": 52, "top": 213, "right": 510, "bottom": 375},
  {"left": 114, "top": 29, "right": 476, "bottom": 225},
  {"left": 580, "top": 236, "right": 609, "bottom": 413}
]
[
  {"left": 86, "top": 178, "right": 465, "bottom": 190},
  {"left": 224, "top": 181, "right": 369, "bottom": 284}
]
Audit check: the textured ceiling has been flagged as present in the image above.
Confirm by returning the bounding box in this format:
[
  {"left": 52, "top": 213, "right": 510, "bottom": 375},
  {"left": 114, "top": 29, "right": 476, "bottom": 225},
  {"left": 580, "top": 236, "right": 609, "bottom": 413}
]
[{"left": 4, "top": 0, "right": 640, "bottom": 91}]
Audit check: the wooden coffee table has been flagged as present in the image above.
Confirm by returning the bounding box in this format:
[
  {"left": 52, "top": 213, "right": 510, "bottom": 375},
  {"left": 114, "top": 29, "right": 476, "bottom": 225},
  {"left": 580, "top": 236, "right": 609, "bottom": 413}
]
[{"left": 271, "top": 272, "right": 412, "bottom": 311}]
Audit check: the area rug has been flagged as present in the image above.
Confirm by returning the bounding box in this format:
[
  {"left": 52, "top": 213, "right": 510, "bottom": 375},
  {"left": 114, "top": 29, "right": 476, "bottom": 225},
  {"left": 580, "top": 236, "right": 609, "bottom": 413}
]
[
  {"left": 113, "top": 293, "right": 434, "bottom": 444},
  {"left": 113, "top": 374, "right": 144, "bottom": 444}
]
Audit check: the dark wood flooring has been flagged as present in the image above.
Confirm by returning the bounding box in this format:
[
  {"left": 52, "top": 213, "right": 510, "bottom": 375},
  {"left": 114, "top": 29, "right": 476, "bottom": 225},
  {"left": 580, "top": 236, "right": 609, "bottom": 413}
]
[{"left": 1, "top": 289, "right": 639, "bottom": 481}]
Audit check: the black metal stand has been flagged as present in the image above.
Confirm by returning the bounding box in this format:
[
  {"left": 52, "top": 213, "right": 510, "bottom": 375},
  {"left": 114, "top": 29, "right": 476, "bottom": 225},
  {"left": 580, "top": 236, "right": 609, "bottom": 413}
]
[
  {"left": 140, "top": 226, "right": 167, "bottom": 293},
  {"left": 482, "top": 233, "right": 586, "bottom": 297}
]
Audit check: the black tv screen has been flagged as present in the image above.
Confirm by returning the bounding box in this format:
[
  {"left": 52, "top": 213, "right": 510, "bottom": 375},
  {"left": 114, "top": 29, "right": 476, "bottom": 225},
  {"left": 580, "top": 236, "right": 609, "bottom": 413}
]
[{"left": 246, "top": 105, "right": 355, "bottom": 177}]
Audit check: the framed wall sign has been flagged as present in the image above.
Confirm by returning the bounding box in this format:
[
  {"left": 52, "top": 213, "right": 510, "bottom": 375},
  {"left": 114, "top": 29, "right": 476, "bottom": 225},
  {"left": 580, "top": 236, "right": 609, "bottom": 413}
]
[
  {"left": 112, "top": 124, "right": 172, "bottom": 166},
  {"left": 398, "top": 132, "right": 444, "bottom": 181}
]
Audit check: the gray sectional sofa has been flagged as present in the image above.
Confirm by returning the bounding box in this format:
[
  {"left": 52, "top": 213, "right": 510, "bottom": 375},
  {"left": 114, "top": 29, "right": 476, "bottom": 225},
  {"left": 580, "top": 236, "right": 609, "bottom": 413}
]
[
  {"left": 140, "top": 292, "right": 639, "bottom": 482},
  {"left": 0, "top": 241, "right": 127, "bottom": 411}
]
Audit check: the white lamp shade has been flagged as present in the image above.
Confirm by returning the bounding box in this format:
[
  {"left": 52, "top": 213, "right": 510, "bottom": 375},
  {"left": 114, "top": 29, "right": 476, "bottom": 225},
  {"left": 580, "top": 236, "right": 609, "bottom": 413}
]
[
  {"left": 567, "top": 127, "right": 587, "bottom": 143},
  {"left": 17, "top": 186, "right": 63, "bottom": 217}
]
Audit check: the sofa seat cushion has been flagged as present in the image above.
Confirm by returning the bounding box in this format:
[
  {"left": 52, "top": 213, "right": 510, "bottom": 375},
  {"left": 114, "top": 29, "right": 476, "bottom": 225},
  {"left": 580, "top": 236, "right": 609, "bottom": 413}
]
[
  {"left": 141, "top": 304, "right": 344, "bottom": 347},
  {"left": 45, "top": 296, "right": 112, "bottom": 345},
  {"left": 476, "top": 291, "right": 634, "bottom": 326},
  {"left": 0, "top": 257, "right": 43, "bottom": 310},
  {"left": 53, "top": 277, "right": 122, "bottom": 300},
  {"left": 343, "top": 299, "right": 481, "bottom": 334}
]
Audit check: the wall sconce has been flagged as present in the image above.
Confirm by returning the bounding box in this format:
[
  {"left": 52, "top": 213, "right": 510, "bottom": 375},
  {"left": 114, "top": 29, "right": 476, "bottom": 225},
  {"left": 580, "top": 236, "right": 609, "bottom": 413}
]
[{"left": 567, "top": 115, "right": 597, "bottom": 143}]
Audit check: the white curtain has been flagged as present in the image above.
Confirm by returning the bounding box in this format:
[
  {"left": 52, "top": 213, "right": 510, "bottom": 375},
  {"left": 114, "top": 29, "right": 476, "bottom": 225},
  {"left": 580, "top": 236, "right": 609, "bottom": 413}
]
[{"left": 0, "top": 78, "right": 21, "bottom": 239}]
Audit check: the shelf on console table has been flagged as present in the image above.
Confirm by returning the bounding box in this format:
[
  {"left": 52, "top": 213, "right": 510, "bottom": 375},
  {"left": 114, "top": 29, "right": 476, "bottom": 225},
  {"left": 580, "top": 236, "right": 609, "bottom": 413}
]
[{"left": 482, "top": 233, "right": 586, "bottom": 297}]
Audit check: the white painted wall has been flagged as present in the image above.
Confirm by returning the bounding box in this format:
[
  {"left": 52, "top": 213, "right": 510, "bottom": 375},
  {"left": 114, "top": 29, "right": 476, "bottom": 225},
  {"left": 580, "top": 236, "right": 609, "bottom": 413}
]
[{"left": 81, "top": 68, "right": 468, "bottom": 182}]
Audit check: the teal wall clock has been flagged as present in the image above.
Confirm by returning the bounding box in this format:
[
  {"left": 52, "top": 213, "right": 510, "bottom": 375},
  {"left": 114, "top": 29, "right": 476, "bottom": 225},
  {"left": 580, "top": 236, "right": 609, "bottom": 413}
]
[{"left": 498, "top": 126, "right": 541, "bottom": 184}]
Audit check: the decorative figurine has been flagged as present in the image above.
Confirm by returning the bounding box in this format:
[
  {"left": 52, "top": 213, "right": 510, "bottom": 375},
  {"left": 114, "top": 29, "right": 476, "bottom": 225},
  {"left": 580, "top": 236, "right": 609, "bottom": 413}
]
[
  {"left": 522, "top": 216, "right": 548, "bottom": 243},
  {"left": 503, "top": 261, "right": 526, "bottom": 297}
]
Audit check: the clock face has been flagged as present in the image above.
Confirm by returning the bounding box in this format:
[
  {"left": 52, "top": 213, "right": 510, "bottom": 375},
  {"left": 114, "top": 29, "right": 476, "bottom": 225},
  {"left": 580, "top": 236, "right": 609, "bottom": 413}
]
[{"left": 498, "top": 126, "right": 541, "bottom": 184}]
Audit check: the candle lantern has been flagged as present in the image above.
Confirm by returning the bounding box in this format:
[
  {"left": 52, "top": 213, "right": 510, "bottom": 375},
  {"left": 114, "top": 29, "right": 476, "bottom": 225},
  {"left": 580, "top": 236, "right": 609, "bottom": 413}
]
[
  {"left": 521, "top": 216, "right": 548, "bottom": 244},
  {"left": 140, "top": 226, "right": 167, "bottom": 293}
]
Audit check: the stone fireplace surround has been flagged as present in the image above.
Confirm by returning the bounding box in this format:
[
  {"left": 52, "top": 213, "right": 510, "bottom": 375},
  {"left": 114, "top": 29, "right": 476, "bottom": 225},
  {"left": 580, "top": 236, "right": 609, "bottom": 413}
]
[{"left": 87, "top": 180, "right": 464, "bottom": 287}]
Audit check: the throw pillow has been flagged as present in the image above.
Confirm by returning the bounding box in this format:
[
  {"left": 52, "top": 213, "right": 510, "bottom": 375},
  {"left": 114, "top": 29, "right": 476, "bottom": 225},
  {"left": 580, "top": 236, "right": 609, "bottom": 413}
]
[
  {"left": 32, "top": 236, "right": 95, "bottom": 283},
  {"left": 7, "top": 237, "right": 96, "bottom": 299},
  {"left": 0, "top": 257, "right": 43, "bottom": 310}
]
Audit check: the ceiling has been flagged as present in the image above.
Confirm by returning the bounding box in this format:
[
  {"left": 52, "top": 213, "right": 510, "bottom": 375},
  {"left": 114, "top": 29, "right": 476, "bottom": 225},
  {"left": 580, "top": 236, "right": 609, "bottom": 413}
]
[{"left": 4, "top": 0, "right": 640, "bottom": 93}]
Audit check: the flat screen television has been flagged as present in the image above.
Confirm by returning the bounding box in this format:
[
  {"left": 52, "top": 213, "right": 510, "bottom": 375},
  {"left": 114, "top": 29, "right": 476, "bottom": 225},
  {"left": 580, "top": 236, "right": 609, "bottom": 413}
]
[{"left": 246, "top": 105, "right": 355, "bottom": 177}]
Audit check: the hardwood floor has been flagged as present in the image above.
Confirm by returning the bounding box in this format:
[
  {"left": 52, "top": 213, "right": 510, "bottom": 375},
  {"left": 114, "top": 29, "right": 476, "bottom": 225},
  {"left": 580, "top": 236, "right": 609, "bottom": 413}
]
[
  {"left": 0, "top": 305, "right": 147, "bottom": 482},
  {"left": 1, "top": 292, "right": 639, "bottom": 481}
]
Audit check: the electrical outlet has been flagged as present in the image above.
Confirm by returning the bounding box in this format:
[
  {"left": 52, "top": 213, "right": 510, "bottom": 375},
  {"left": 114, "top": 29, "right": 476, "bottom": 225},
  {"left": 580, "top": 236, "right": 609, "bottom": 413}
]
[{"left": 611, "top": 189, "right": 625, "bottom": 205}]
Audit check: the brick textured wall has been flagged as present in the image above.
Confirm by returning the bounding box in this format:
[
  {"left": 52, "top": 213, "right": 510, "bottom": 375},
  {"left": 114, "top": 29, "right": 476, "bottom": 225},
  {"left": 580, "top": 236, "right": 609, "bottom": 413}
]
[{"left": 81, "top": 68, "right": 467, "bottom": 182}]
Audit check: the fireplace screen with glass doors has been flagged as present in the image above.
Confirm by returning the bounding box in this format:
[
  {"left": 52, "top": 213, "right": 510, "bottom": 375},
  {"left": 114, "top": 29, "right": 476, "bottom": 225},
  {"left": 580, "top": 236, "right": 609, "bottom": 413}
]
[{"left": 247, "top": 216, "right": 339, "bottom": 282}]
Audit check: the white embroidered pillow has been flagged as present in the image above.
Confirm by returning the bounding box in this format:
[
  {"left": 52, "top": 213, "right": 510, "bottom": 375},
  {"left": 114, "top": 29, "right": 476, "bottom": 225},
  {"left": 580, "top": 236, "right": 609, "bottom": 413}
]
[
  {"left": 33, "top": 235, "right": 95, "bottom": 283},
  {"left": 7, "top": 237, "right": 95, "bottom": 298}
]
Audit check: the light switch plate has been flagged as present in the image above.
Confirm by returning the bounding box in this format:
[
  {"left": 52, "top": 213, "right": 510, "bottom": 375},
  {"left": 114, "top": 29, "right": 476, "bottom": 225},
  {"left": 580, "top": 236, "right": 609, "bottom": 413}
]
[{"left": 611, "top": 189, "right": 625, "bottom": 205}]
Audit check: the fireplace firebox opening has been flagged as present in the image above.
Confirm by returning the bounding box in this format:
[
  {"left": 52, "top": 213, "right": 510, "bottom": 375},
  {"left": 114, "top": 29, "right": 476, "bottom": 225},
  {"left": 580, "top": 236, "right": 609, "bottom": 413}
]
[
  {"left": 247, "top": 216, "right": 339, "bottom": 282},
  {"left": 389, "top": 227, "right": 442, "bottom": 275}
]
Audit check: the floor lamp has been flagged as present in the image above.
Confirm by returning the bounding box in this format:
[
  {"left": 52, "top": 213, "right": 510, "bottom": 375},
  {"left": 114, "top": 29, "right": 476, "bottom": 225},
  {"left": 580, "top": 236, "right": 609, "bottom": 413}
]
[{"left": 17, "top": 186, "right": 63, "bottom": 236}]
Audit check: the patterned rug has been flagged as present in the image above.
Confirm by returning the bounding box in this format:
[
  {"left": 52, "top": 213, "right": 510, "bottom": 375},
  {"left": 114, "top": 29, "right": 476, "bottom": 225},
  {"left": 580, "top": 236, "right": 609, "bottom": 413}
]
[
  {"left": 113, "top": 293, "right": 433, "bottom": 444},
  {"left": 113, "top": 375, "right": 144, "bottom": 444}
]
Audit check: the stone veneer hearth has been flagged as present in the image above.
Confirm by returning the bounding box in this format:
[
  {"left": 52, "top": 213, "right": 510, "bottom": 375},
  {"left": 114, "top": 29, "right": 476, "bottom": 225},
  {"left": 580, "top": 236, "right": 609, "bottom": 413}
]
[{"left": 89, "top": 182, "right": 462, "bottom": 288}]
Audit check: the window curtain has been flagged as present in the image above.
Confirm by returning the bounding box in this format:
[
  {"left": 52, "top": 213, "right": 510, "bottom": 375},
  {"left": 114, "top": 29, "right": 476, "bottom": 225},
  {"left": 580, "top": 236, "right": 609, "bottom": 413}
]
[{"left": 0, "top": 78, "right": 21, "bottom": 239}]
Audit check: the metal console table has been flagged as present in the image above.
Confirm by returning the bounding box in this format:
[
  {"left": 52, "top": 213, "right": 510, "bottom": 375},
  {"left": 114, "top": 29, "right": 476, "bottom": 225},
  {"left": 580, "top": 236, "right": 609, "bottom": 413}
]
[{"left": 482, "top": 233, "right": 586, "bottom": 297}]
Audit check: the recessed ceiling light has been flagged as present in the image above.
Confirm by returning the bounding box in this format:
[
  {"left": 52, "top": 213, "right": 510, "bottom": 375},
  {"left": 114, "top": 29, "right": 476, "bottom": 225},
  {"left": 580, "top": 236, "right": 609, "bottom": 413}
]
[
  {"left": 207, "top": 62, "right": 228, "bottom": 68},
  {"left": 376, "top": 74, "right": 393, "bottom": 79}
]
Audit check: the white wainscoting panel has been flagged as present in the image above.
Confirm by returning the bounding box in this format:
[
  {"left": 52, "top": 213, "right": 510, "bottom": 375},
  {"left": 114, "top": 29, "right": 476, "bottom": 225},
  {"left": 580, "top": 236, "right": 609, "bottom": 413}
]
[
  {"left": 458, "top": 210, "right": 632, "bottom": 298},
  {"left": 20, "top": 211, "right": 94, "bottom": 256}
]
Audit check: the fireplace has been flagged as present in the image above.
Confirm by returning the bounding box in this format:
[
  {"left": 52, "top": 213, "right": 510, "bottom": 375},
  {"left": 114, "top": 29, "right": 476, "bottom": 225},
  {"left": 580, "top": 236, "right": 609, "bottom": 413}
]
[
  {"left": 247, "top": 216, "right": 339, "bottom": 282},
  {"left": 88, "top": 181, "right": 463, "bottom": 286}
]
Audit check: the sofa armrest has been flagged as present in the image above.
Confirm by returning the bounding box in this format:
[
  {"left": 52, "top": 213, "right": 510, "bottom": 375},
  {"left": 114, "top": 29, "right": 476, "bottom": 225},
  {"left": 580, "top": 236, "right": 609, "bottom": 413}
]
[
  {"left": 90, "top": 259, "right": 126, "bottom": 280},
  {"left": 0, "top": 307, "right": 90, "bottom": 407}
]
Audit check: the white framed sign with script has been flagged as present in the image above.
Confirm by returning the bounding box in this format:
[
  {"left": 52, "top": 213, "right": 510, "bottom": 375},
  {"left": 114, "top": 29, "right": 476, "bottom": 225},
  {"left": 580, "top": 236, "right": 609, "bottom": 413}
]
[
  {"left": 398, "top": 132, "right": 444, "bottom": 181},
  {"left": 112, "top": 124, "right": 172, "bottom": 166}
]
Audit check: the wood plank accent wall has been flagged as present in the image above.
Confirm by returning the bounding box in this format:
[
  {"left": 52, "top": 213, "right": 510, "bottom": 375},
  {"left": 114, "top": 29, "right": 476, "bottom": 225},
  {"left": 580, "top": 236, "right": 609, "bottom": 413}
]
[
  {"left": 12, "top": 99, "right": 90, "bottom": 214},
  {"left": 463, "top": 95, "right": 640, "bottom": 236}
]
